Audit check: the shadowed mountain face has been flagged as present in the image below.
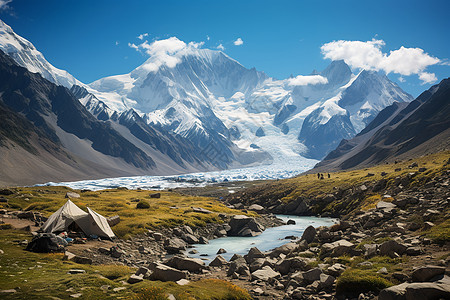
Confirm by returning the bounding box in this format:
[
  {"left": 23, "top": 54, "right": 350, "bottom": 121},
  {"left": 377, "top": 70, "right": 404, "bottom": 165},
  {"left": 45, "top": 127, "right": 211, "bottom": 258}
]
[
  {"left": 314, "top": 78, "right": 450, "bottom": 171},
  {"left": 0, "top": 50, "right": 155, "bottom": 169}
]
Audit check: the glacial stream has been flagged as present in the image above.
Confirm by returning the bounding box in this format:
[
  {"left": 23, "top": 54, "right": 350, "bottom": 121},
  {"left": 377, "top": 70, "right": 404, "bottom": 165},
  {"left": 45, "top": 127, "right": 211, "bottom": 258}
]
[{"left": 186, "top": 215, "right": 336, "bottom": 263}]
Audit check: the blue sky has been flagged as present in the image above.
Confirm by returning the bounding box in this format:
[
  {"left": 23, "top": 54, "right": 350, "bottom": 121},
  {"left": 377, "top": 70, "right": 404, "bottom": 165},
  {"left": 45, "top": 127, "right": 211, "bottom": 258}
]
[{"left": 1, "top": 0, "right": 449, "bottom": 96}]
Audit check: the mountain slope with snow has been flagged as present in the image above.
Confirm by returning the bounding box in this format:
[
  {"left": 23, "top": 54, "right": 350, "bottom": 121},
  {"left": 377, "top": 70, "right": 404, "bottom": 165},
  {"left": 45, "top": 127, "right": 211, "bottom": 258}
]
[{"left": 0, "top": 20, "right": 414, "bottom": 173}]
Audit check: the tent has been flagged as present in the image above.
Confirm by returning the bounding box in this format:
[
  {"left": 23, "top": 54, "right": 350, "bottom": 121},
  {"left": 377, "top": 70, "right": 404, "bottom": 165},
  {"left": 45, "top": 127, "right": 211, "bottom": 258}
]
[{"left": 41, "top": 200, "right": 115, "bottom": 239}]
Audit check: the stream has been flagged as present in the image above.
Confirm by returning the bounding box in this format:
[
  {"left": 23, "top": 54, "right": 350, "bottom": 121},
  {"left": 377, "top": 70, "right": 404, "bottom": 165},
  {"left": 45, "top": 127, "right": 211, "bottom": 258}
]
[{"left": 186, "top": 215, "right": 336, "bottom": 263}]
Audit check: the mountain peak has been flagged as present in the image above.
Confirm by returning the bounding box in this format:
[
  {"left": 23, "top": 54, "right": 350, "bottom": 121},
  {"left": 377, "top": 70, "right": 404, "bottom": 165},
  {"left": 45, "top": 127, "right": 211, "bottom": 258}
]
[{"left": 321, "top": 60, "right": 352, "bottom": 86}]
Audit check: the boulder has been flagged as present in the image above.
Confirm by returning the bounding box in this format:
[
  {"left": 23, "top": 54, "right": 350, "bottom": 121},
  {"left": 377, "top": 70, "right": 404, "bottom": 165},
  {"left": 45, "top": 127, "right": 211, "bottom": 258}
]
[
  {"left": 275, "top": 257, "right": 309, "bottom": 275},
  {"left": 412, "top": 266, "right": 445, "bottom": 282},
  {"left": 209, "top": 255, "right": 228, "bottom": 267},
  {"left": 164, "top": 238, "right": 187, "bottom": 254},
  {"left": 127, "top": 274, "right": 144, "bottom": 284},
  {"left": 249, "top": 258, "right": 267, "bottom": 272},
  {"left": 150, "top": 193, "right": 161, "bottom": 198},
  {"left": 270, "top": 242, "right": 298, "bottom": 258},
  {"left": 300, "top": 225, "right": 316, "bottom": 244},
  {"left": 227, "top": 256, "right": 249, "bottom": 276},
  {"left": 153, "top": 232, "right": 163, "bottom": 241},
  {"left": 191, "top": 207, "right": 212, "bottom": 214},
  {"left": 198, "top": 236, "right": 209, "bottom": 244},
  {"left": 176, "top": 279, "right": 190, "bottom": 286},
  {"left": 303, "top": 268, "right": 323, "bottom": 283},
  {"left": 244, "top": 247, "right": 265, "bottom": 263},
  {"left": 182, "top": 234, "right": 199, "bottom": 244},
  {"left": 379, "top": 281, "right": 450, "bottom": 300},
  {"left": 217, "top": 248, "right": 227, "bottom": 254},
  {"left": 135, "top": 266, "right": 150, "bottom": 278},
  {"left": 327, "top": 263, "right": 347, "bottom": 277},
  {"left": 110, "top": 247, "right": 124, "bottom": 258},
  {"left": 227, "top": 215, "right": 264, "bottom": 237},
  {"left": 73, "top": 256, "right": 92, "bottom": 265},
  {"left": 377, "top": 201, "right": 396, "bottom": 209},
  {"left": 150, "top": 263, "right": 187, "bottom": 282},
  {"left": 65, "top": 192, "right": 80, "bottom": 199},
  {"left": 287, "top": 219, "right": 296, "bottom": 225},
  {"left": 63, "top": 251, "right": 76, "bottom": 261},
  {"left": 379, "top": 240, "right": 407, "bottom": 257},
  {"left": 321, "top": 239, "right": 356, "bottom": 257},
  {"left": 248, "top": 204, "right": 264, "bottom": 212},
  {"left": 319, "top": 273, "right": 335, "bottom": 289},
  {"left": 164, "top": 256, "right": 205, "bottom": 273},
  {"left": 251, "top": 266, "right": 281, "bottom": 281}
]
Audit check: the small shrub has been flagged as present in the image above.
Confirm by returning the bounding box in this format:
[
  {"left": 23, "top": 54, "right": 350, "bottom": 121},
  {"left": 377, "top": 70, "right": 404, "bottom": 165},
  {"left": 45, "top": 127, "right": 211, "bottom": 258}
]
[
  {"left": 336, "top": 269, "right": 393, "bottom": 296},
  {"left": 98, "top": 265, "right": 131, "bottom": 280},
  {"left": 136, "top": 201, "right": 150, "bottom": 209}
]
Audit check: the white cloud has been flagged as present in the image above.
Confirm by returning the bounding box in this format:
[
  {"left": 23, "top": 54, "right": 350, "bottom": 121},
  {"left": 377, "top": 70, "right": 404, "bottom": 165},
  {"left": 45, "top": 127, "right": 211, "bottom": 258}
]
[
  {"left": 129, "top": 37, "right": 205, "bottom": 72},
  {"left": 398, "top": 76, "right": 405, "bottom": 83},
  {"left": 206, "top": 35, "right": 210, "bottom": 41},
  {"left": 115, "top": 41, "right": 119, "bottom": 46},
  {"left": 287, "top": 75, "right": 328, "bottom": 86},
  {"left": 419, "top": 72, "right": 437, "bottom": 84},
  {"left": 321, "top": 39, "right": 441, "bottom": 84},
  {"left": 217, "top": 44, "right": 225, "bottom": 51},
  {"left": 0, "top": 0, "right": 12, "bottom": 10},
  {"left": 234, "top": 38, "right": 244, "bottom": 46},
  {"left": 137, "top": 33, "right": 148, "bottom": 40}
]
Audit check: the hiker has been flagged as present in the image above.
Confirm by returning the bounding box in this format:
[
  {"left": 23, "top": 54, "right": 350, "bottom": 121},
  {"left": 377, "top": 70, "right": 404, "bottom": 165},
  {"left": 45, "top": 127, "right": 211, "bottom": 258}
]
[
  {"left": 320, "top": 174, "right": 324, "bottom": 180},
  {"left": 328, "top": 173, "right": 330, "bottom": 178},
  {"left": 317, "top": 173, "right": 320, "bottom": 179}
]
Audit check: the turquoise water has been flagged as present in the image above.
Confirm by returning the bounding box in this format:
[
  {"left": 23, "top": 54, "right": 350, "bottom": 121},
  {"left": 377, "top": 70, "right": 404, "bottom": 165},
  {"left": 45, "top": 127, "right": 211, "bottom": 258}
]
[{"left": 186, "top": 215, "right": 336, "bottom": 263}]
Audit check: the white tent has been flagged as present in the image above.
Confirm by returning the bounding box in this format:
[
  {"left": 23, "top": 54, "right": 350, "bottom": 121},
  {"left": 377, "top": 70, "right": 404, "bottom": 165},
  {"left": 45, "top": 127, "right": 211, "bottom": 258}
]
[{"left": 41, "top": 200, "right": 115, "bottom": 239}]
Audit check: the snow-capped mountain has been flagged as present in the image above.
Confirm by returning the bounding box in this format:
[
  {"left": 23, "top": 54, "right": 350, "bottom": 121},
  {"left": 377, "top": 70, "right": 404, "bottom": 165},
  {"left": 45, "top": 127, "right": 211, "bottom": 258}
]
[
  {"left": 0, "top": 19, "right": 79, "bottom": 88},
  {"left": 0, "top": 19, "right": 414, "bottom": 172}
]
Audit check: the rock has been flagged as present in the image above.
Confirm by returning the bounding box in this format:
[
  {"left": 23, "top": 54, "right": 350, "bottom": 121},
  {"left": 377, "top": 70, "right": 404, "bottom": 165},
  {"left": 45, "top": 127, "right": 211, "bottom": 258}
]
[
  {"left": 17, "top": 211, "right": 35, "bottom": 220},
  {"left": 249, "top": 258, "right": 267, "bottom": 272},
  {"left": 363, "top": 244, "right": 378, "bottom": 257},
  {"left": 377, "top": 201, "right": 397, "bottom": 209},
  {"left": 135, "top": 267, "right": 150, "bottom": 278},
  {"left": 423, "top": 222, "right": 435, "bottom": 230},
  {"left": 164, "top": 238, "right": 187, "bottom": 254},
  {"left": 198, "top": 236, "right": 209, "bottom": 244},
  {"left": 408, "top": 162, "right": 418, "bottom": 168},
  {"left": 227, "top": 256, "right": 249, "bottom": 276},
  {"left": 251, "top": 266, "right": 281, "bottom": 281},
  {"left": 150, "top": 193, "right": 161, "bottom": 198},
  {"left": 360, "top": 185, "right": 368, "bottom": 191},
  {"left": 300, "top": 225, "right": 316, "bottom": 244},
  {"left": 98, "top": 247, "right": 110, "bottom": 255},
  {"left": 412, "top": 266, "right": 445, "bottom": 282},
  {"left": 327, "top": 263, "right": 346, "bottom": 277},
  {"left": 406, "top": 247, "right": 423, "bottom": 256},
  {"left": 65, "top": 192, "right": 80, "bottom": 199},
  {"left": 319, "top": 273, "right": 335, "bottom": 289},
  {"left": 227, "top": 215, "right": 264, "bottom": 237},
  {"left": 321, "top": 239, "right": 356, "bottom": 257},
  {"left": 275, "top": 257, "right": 309, "bottom": 275},
  {"left": 150, "top": 263, "right": 187, "bottom": 282},
  {"left": 244, "top": 247, "right": 265, "bottom": 263},
  {"left": 209, "top": 255, "right": 228, "bottom": 267},
  {"left": 107, "top": 215, "right": 120, "bottom": 227},
  {"left": 379, "top": 240, "right": 407, "bottom": 257},
  {"left": 248, "top": 204, "right": 264, "bottom": 212},
  {"left": 63, "top": 251, "right": 76, "bottom": 261},
  {"left": 393, "top": 272, "right": 409, "bottom": 282},
  {"left": 252, "top": 287, "right": 264, "bottom": 296},
  {"left": 217, "top": 248, "right": 227, "bottom": 254},
  {"left": 303, "top": 268, "right": 323, "bottom": 283},
  {"left": 68, "top": 269, "right": 86, "bottom": 274},
  {"left": 110, "top": 247, "right": 124, "bottom": 258},
  {"left": 182, "top": 234, "right": 199, "bottom": 244},
  {"left": 379, "top": 281, "right": 450, "bottom": 300},
  {"left": 191, "top": 207, "right": 212, "bottom": 214},
  {"left": 73, "top": 256, "right": 93, "bottom": 265},
  {"left": 418, "top": 167, "right": 427, "bottom": 172},
  {"left": 112, "top": 287, "right": 127, "bottom": 292},
  {"left": 0, "top": 289, "right": 17, "bottom": 293},
  {"left": 287, "top": 219, "right": 296, "bottom": 225},
  {"left": 176, "top": 279, "right": 190, "bottom": 285},
  {"left": 127, "top": 274, "right": 144, "bottom": 284},
  {"left": 270, "top": 242, "right": 298, "bottom": 258},
  {"left": 70, "top": 293, "right": 83, "bottom": 298},
  {"left": 378, "top": 267, "right": 388, "bottom": 274},
  {"left": 164, "top": 256, "right": 205, "bottom": 273},
  {"left": 153, "top": 232, "right": 163, "bottom": 241}
]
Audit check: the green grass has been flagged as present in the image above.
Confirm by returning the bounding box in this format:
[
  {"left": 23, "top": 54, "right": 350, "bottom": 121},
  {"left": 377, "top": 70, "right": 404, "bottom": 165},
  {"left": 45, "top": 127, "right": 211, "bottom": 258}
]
[
  {"left": 336, "top": 269, "right": 394, "bottom": 295},
  {"left": 426, "top": 218, "right": 450, "bottom": 244},
  {"left": 0, "top": 186, "right": 257, "bottom": 238},
  {"left": 0, "top": 229, "right": 251, "bottom": 299}
]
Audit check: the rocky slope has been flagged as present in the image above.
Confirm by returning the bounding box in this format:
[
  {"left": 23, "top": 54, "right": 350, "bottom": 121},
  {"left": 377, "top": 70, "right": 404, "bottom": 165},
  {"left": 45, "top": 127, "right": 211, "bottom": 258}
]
[{"left": 314, "top": 78, "right": 450, "bottom": 172}]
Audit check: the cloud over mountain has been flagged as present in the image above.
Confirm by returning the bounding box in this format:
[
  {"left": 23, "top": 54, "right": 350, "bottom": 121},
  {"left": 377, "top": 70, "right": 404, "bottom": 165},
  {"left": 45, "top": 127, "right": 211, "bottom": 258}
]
[{"left": 321, "top": 39, "right": 441, "bottom": 84}]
